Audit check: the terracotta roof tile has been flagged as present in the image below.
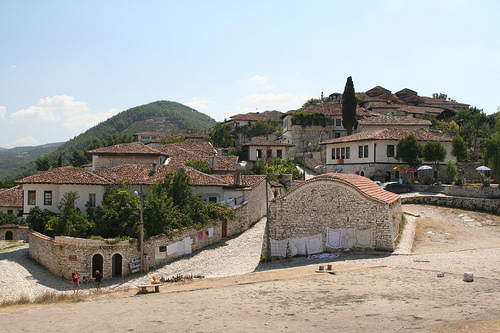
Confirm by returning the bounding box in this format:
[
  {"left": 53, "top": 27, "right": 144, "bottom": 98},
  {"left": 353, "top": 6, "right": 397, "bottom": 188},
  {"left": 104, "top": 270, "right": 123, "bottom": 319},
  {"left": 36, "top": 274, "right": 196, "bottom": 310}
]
[
  {"left": 243, "top": 140, "right": 294, "bottom": 147},
  {"left": 273, "top": 173, "right": 400, "bottom": 204},
  {"left": 320, "top": 128, "right": 452, "bottom": 145},
  {"left": 17, "top": 167, "right": 110, "bottom": 185},
  {"left": 285, "top": 102, "right": 372, "bottom": 118},
  {"left": 0, "top": 186, "right": 23, "bottom": 208},
  {"left": 213, "top": 156, "right": 239, "bottom": 172},
  {"left": 88, "top": 142, "right": 165, "bottom": 156},
  {"left": 218, "top": 174, "right": 266, "bottom": 188},
  {"left": 396, "top": 105, "right": 444, "bottom": 115},
  {"left": 358, "top": 115, "right": 432, "bottom": 126}
]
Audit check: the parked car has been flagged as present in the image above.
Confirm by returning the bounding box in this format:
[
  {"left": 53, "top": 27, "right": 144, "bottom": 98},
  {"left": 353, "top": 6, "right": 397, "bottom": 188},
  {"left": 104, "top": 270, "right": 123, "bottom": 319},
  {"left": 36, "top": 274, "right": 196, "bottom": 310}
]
[{"left": 380, "top": 182, "right": 412, "bottom": 194}]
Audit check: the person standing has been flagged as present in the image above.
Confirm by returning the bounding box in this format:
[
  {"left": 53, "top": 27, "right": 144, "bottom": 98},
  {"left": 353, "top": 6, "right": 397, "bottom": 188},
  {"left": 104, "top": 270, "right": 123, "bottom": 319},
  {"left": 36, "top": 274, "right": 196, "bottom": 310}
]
[
  {"left": 71, "top": 270, "right": 80, "bottom": 295},
  {"left": 144, "top": 253, "right": 150, "bottom": 274},
  {"left": 91, "top": 270, "right": 103, "bottom": 293}
]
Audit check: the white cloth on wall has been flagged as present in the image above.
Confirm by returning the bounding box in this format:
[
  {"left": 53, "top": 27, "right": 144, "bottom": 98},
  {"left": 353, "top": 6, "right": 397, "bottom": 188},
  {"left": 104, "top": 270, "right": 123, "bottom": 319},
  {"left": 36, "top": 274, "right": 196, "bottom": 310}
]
[
  {"left": 341, "top": 228, "right": 356, "bottom": 249},
  {"left": 289, "top": 237, "right": 307, "bottom": 256},
  {"left": 167, "top": 243, "right": 178, "bottom": 255},
  {"left": 326, "top": 227, "right": 342, "bottom": 249},
  {"left": 306, "top": 234, "right": 323, "bottom": 255},
  {"left": 355, "top": 229, "right": 373, "bottom": 248},
  {"left": 270, "top": 238, "right": 288, "bottom": 257},
  {"left": 184, "top": 237, "right": 193, "bottom": 255},
  {"left": 207, "top": 227, "right": 214, "bottom": 238},
  {"left": 177, "top": 239, "right": 185, "bottom": 256}
]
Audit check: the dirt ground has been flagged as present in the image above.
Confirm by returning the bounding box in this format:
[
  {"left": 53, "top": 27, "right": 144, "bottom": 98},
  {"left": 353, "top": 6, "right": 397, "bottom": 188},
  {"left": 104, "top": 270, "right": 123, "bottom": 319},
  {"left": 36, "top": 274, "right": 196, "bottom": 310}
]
[{"left": 1, "top": 204, "right": 499, "bottom": 332}]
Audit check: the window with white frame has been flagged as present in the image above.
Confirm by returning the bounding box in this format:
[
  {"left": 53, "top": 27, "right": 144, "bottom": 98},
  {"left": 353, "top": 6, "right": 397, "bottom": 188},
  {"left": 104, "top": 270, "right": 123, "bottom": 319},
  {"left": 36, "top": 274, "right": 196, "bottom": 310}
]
[
  {"left": 44, "top": 191, "right": 52, "bottom": 206},
  {"left": 28, "top": 190, "right": 36, "bottom": 205}
]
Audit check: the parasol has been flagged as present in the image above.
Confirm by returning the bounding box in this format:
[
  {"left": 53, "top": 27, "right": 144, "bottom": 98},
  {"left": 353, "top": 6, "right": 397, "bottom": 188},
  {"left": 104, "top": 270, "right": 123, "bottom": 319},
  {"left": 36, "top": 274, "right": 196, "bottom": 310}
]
[
  {"left": 475, "top": 166, "right": 491, "bottom": 172},
  {"left": 393, "top": 166, "right": 406, "bottom": 171},
  {"left": 417, "top": 165, "right": 433, "bottom": 171}
]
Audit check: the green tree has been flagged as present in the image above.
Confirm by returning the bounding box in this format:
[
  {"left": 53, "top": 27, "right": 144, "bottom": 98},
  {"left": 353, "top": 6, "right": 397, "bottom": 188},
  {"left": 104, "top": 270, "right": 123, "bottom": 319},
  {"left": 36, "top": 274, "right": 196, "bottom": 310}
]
[
  {"left": 0, "top": 211, "right": 20, "bottom": 225},
  {"left": 451, "top": 135, "right": 469, "bottom": 161},
  {"left": 302, "top": 97, "right": 328, "bottom": 108},
  {"left": 444, "top": 160, "right": 459, "bottom": 184},
  {"left": 70, "top": 149, "right": 90, "bottom": 167},
  {"left": 432, "top": 93, "right": 456, "bottom": 102},
  {"left": 35, "top": 156, "right": 51, "bottom": 171},
  {"left": 454, "top": 107, "right": 491, "bottom": 153},
  {"left": 395, "top": 135, "right": 422, "bottom": 168},
  {"left": 341, "top": 76, "right": 358, "bottom": 135},
  {"left": 246, "top": 118, "right": 280, "bottom": 137},
  {"left": 92, "top": 185, "right": 139, "bottom": 238},
  {"left": 26, "top": 206, "right": 55, "bottom": 233},
  {"left": 209, "top": 123, "right": 233, "bottom": 148},
  {"left": 422, "top": 141, "right": 447, "bottom": 170},
  {"left": 185, "top": 160, "right": 213, "bottom": 174},
  {"left": 44, "top": 191, "right": 92, "bottom": 237},
  {"left": 143, "top": 187, "right": 184, "bottom": 237},
  {"left": 483, "top": 113, "right": 500, "bottom": 179}
]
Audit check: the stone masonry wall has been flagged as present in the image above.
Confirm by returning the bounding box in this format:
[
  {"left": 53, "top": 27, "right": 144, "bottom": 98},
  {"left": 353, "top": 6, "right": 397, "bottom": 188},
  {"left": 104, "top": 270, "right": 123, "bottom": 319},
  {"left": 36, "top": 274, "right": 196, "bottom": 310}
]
[
  {"left": 265, "top": 179, "right": 401, "bottom": 254},
  {"left": 401, "top": 195, "right": 500, "bottom": 216},
  {"left": 412, "top": 184, "right": 500, "bottom": 199}
]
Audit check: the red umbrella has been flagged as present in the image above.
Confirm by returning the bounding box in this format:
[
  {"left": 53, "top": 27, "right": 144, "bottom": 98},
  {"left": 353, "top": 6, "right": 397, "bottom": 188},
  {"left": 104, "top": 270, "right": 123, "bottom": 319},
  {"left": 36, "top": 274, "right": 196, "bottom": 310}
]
[{"left": 405, "top": 169, "right": 417, "bottom": 173}]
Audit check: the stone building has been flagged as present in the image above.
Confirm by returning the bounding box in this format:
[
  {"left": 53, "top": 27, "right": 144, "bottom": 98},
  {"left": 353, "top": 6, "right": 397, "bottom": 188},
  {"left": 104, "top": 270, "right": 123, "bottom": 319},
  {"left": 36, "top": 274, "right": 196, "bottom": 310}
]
[{"left": 264, "top": 173, "right": 402, "bottom": 257}]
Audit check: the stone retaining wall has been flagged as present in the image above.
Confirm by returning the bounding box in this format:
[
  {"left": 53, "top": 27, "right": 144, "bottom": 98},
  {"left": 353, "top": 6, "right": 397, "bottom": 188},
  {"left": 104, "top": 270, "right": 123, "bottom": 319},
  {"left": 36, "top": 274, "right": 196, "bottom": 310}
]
[
  {"left": 401, "top": 195, "right": 500, "bottom": 215},
  {"left": 412, "top": 184, "right": 500, "bottom": 199}
]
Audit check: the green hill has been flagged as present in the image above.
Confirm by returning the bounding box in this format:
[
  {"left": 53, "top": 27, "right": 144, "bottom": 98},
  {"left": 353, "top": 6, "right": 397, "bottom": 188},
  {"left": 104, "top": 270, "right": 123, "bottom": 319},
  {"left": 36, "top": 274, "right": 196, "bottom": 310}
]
[{"left": 2, "top": 101, "right": 217, "bottom": 182}]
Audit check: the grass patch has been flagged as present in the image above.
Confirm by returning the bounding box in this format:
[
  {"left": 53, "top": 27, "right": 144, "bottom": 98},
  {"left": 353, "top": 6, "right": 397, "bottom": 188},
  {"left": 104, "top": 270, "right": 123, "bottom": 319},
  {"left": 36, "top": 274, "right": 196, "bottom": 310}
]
[{"left": 0, "top": 291, "right": 84, "bottom": 308}]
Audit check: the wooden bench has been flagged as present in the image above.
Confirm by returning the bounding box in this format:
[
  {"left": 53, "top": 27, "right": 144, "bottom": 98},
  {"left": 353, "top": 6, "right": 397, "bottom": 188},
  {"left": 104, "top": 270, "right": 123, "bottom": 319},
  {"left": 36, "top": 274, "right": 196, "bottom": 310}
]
[{"left": 137, "top": 284, "right": 162, "bottom": 293}]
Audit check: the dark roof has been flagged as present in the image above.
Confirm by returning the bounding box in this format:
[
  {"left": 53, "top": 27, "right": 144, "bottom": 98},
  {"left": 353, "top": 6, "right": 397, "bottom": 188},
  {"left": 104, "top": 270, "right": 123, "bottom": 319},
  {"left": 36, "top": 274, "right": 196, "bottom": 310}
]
[
  {"left": 17, "top": 167, "right": 110, "bottom": 185},
  {"left": 320, "top": 128, "right": 452, "bottom": 145},
  {"left": 0, "top": 186, "right": 23, "bottom": 208},
  {"left": 88, "top": 142, "right": 166, "bottom": 156},
  {"left": 358, "top": 115, "right": 432, "bottom": 126}
]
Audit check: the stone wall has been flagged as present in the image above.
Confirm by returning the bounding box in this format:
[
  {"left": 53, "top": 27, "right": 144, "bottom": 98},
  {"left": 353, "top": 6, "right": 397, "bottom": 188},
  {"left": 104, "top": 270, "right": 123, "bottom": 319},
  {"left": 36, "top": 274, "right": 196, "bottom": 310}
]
[
  {"left": 28, "top": 196, "right": 267, "bottom": 280},
  {"left": 411, "top": 184, "right": 500, "bottom": 199},
  {"left": 402, "top": 195, "right": 500, "bottom": 216},
  {"left": 264, "top": 179, "right": 402, "bottom": 255},
  {"left": 0, "top": 225, "right": 29, "bottom": 241}
]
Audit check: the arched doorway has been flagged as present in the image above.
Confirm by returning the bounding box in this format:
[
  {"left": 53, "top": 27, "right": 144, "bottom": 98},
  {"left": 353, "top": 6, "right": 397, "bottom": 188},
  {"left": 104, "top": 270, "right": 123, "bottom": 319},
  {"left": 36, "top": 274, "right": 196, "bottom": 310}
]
[
  {"left": 92, "top": 254, "right": 103, "bottom": 278},
  {"left": 112, "top": 253, "right": 122, "bottom": 277},
  {"left": 5, "top": 231, "right": 13, "bottom": 240}
]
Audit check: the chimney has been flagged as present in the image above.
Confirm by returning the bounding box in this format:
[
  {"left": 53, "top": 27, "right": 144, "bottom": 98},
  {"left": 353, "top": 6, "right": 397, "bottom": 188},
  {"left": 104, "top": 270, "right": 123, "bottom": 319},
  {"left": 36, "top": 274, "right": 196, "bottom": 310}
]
[{"left": 233, "top": 162, "right": 247, "bottom": 187}]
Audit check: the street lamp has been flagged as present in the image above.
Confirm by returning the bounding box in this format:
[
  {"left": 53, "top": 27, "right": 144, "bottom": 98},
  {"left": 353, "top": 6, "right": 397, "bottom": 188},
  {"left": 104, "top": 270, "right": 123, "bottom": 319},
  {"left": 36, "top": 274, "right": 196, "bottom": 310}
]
[{"left": 134, "top": 189, "right": 145, "bottom": 273}]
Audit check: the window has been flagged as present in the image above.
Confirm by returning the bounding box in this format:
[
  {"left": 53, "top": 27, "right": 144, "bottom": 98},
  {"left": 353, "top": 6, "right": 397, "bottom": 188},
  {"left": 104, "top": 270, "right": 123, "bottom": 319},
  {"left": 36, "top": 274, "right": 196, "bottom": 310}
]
[
  {"left": 7, "top": 210, "right": 13, "bottom": 215},
  {"left": 358, "top": 146, "right": 363, "bottom": 158},
  {"left": 256, "top": 149, "right": 263, "bottom": 159},
  {"left": 336, "top": 148, "right": 341, "bottom": 160},
  {"left": 331, "top": 148, "right": 335, "bottom": 160},
  {"left": 28, "top": 190, "right": 36, "bottom": 205},
  {"left": 346, "top": 147, "right": 350, "bottom": 159},
  {"left": 209, "top": 197, "right": 217, "bottom": 203},
  {"left": 336, "top": 119, "right": 342, "bottom": 127},
  {"left": 88, "top": 193, "right": 96, "bottom": 208},
  {"left": 364, "top": 145, "right": 369, "bottom": 158},
  {"left": 341, "top": 147, "right": 345, "bottom": 160},
  {"left": 334, "top": 132, "right": 341, "bottom": 138},
  {"left": 44, "top": 191, "right": 52, "bottom": 206},
  {"left": 387, "top": 145, "right": 395, "bottom": 157},
  {"left": 276, "top": 149, "right": 282, "bottom": 158}
]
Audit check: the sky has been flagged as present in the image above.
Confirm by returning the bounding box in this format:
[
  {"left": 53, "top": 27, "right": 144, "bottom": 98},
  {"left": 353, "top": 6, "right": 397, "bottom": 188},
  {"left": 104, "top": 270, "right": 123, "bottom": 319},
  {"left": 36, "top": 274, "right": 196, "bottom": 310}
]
[{"left": 1, "top": 0, "right": 499, "bottom": 149}]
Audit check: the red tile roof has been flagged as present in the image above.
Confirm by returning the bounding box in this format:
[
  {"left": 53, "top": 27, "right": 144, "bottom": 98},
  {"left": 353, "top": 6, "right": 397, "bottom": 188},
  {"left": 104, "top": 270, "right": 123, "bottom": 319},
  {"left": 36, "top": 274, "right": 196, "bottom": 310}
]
[
  {"left": 320, "top": 128, "right": 452, "bottom": 145},
  {"left": 0, "top": 186, "right": 23, "bottom": 208},
  {"left": 396, "top": 105, "right": 444, "bottom": 115},
  {"left": 273, "top": 173, "right": 400, "bottom": 204},
  {"left": 17, "top": 167, "right": 110, "bottom": 185},
  {"left": 213, "top": 156, "right": 238, "bottom": 172},
  {"left": 285, "top": 102, "right": 372, "bottom": 118},
  {"left": 88, "top": 142, "right": 165, "bottom": 156},
  {"left": 243, "top": 140, "right": 294, "bottom": 147},
  {"left": 358, "top": 115, "right": 432, "bottom": 126}
]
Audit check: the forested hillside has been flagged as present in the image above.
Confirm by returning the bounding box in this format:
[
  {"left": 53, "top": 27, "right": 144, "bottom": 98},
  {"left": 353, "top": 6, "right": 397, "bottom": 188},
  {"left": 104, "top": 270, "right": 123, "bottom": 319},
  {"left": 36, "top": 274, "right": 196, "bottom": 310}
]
[{"left": 1, "top": 101, "right": 217, "bottom": 182}]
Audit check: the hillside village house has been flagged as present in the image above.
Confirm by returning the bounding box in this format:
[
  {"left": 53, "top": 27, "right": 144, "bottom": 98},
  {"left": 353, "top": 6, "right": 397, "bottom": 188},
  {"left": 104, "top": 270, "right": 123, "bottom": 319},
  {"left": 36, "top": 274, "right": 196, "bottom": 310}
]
[
  {"left": 0, "top": 186, "right": 23, "bottom": 217},
  {"left": 320, "top": 128, "right": 454, "bottom": 182},
  {"left": 243, "top": 140, "right": 294, "bottom": 161},
  {"left": 224, "top": 111, "right": 284, "bottom": 145},
  {"left": 264, "top": 173, "right": 402, "bottom": 256}
]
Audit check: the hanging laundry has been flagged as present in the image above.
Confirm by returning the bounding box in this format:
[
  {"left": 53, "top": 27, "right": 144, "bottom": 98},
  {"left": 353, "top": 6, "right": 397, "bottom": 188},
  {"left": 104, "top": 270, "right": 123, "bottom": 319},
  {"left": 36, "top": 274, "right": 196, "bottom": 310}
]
[
  {"left": 306, "top": 234, "right": 323, "bottom": 255},
  {"left": 198, "top": 231, "right": 203, "bottom": 241},
  {"left": 184, "top": 237, "right": 192, "bottom": 255},
  {"left": 177, "top": 239, "right": 185, "bottom": 256},
  {"left": 355, "top": 228, "right": 373, "bottom": 248},
  {"left": 167, "top": 243, "right": 178, "bottom": 255},
  {"left": 289, "top": 237, "right": 307, "bottom": 256},
  {"left": 326, "top": 227, "right": 342, "bottom": 249},
  {"left": 270, "top": 238, "right": 288, "bottom": 257},
  {"left": 341, "top": 228, "right": 356, "bottom": 248},
  {"left": 207, "top": 227, "right": 214, "bottom": 238}
]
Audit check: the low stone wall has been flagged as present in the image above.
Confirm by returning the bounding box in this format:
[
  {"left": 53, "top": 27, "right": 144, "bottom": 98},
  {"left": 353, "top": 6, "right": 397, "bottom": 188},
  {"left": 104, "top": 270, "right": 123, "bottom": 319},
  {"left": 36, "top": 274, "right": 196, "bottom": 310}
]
[
  {"left": 28, "top": 202, "right": 264, "bottom": 280},
  {"left": 402, "top": 195, "right": 500, "bottom": 216},
  {"left": 412, "top": 184, "right": 500, "bottom": 199},
  {"left": 0, "top": 225, "right": 29, "bottom": 241}
]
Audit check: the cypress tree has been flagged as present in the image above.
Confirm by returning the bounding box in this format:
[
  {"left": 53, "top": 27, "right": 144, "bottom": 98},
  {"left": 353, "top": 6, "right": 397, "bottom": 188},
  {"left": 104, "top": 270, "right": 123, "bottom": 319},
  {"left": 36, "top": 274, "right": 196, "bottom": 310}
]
[{"left": 342, "top": 76, "right": 358, "bottom": 135}]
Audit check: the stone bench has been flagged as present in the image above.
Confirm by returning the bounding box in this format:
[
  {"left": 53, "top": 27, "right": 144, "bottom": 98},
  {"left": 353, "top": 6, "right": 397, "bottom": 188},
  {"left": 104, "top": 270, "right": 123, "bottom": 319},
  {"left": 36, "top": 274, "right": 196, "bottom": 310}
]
[{"left": 137, "top": 284, "right": 162, "bottom": 293}]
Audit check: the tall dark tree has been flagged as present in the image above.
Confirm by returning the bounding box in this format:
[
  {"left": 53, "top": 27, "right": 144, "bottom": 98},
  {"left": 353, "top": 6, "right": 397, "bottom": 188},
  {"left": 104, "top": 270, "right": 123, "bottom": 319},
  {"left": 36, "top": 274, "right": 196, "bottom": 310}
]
[
  {"left": 35, "top": 156, "right": 51, "bottom": 171},
  {"left": 451, "top": 135, "right": 469, "bottom": 161},
  {"left": 209, "top": 123, "right": 233, "bottom": 148},
  {"left": 342, "top": 76, "right": 358, "bottom": 135}
]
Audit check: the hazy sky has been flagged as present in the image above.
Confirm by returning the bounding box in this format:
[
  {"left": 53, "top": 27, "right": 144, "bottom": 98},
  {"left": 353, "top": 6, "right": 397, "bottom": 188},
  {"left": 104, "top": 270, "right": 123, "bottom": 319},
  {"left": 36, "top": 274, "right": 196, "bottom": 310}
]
[{"left": 1, "top": 0, "right": 499, "bottom": 148}]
